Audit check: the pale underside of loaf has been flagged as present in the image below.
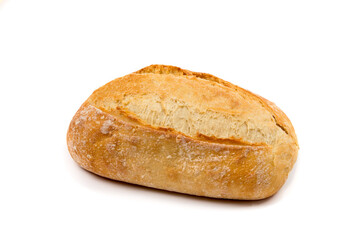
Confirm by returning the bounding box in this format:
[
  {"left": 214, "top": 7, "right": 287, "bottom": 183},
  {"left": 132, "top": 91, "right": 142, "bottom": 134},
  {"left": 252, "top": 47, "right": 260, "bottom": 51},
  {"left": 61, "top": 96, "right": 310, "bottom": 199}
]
[{"left": 67, "top": 65, "right": 299, "bottom": 200}]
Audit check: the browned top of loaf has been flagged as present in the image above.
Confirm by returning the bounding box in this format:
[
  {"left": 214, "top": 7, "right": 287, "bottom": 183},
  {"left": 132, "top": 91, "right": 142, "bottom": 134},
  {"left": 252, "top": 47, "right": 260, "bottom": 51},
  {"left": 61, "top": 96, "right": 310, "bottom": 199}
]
[{"left": 87, "top": 64, "right": 298, "bottom": 147}]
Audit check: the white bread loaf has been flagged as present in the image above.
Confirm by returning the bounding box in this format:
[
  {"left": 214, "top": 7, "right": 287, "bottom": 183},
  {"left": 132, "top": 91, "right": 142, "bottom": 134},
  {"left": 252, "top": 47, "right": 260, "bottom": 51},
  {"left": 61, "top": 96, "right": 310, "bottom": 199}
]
[{"left": 67, "top": 65, "right": 299, "bottom": 200}]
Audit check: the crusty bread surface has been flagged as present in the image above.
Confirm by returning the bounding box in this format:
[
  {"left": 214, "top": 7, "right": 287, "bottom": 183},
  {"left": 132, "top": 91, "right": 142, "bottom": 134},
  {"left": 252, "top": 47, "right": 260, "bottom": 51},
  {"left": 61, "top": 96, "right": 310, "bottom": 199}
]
[{"left": 67, "top": 65, "right": 298, "bottom": 200}]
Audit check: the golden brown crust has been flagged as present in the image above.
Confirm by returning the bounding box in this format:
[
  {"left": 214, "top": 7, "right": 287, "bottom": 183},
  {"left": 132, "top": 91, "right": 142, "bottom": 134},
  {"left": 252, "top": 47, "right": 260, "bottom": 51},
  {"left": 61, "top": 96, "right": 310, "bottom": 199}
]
[{"left": 67, "top": 65, "right": 298, "bottom": 200}]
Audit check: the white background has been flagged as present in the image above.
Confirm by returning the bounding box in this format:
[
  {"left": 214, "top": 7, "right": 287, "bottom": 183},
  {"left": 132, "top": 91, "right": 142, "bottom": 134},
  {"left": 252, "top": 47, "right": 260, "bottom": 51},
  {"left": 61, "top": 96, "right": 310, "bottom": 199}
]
[{"left": 1, "top": 0, "right": 360, "bottom": 239}]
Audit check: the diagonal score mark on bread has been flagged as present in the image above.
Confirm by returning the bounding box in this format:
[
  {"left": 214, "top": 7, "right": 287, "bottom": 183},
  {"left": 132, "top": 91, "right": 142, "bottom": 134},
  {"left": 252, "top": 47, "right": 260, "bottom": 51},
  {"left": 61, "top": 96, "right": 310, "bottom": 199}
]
[
  {"left": 136, "top": 64, "right": 297, "bottom": 143},
  {"left": 89, "top": 64, "right": 297, "bottom": 147}
]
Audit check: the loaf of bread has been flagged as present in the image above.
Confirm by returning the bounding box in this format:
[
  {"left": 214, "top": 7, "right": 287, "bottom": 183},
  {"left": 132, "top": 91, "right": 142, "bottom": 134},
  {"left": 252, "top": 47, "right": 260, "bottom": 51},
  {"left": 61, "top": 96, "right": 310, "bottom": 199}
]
[{"left": 67, "top": 65, "right": 298, "bottom": 200}]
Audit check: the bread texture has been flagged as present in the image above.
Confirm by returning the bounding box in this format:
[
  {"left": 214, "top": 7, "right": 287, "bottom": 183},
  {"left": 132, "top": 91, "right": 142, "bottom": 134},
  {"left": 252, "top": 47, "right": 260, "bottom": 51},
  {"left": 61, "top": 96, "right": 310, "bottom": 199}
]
[{"left": 67, "top": 65, "right": 299, "bottom": 200}]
